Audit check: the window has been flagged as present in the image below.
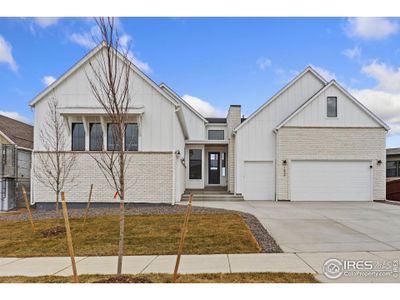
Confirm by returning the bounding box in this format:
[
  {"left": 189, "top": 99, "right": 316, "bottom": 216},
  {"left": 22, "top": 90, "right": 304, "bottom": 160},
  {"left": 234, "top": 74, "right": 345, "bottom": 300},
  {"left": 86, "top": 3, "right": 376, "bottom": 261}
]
[
  {"left": 221, "top": 152, "right": 226, "bottom": 177},
  {"left": 189, "top": 149, "right": 202, "bottom": 179},
  {"left": 387, "top": 161, "right": 400, "bottom": 177},
  {"left": 107, "top": 124, "right": 121, "bottom": 151},
  {"left": 208, "top": 130, "right": 224, "bottom": 140},
  {"left": 125, "top": 123, "right": 138, "bottom": 151},
  {"left": 90, "top": 123, "right": 103, "bottom": 151},
  {"left": 71, "top": 123, "right": 85, "bottom": 151},
  {"left": 327, "top": 97, "right": 337, "bottom": 117}
]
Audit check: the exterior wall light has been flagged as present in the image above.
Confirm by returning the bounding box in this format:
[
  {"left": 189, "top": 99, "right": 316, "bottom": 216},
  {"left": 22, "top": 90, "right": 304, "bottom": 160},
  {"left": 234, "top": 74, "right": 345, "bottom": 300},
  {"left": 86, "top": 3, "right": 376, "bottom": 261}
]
[
  {"left": 377, "top": 160, "right": 382, "bottom": 165},
  {"left": 283, "top": 160, "right": 287, "bottom": 165}
]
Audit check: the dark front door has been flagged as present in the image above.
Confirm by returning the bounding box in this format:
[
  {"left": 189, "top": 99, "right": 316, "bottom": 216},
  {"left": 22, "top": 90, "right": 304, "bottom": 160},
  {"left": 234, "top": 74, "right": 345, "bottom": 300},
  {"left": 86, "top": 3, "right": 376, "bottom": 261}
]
[{"left": 208, "top": 152, "right": 220, "bottom": 184}]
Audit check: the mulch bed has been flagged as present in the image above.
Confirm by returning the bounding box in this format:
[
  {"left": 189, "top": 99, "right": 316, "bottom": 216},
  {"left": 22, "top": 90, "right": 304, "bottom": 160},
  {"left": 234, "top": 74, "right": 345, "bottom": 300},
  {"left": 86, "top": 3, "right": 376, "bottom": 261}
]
[{"left": 0, "top": 204, "right": 282, "bottom": 253}]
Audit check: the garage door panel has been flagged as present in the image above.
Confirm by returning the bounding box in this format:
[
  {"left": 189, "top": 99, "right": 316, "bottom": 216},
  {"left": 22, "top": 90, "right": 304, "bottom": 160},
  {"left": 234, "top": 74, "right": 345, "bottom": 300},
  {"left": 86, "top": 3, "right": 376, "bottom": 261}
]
[
  {"left": 291, "top": 160, "right": 371, "bottom": 201},
  {"left": 244, "top": 161, "right": 274, "bottom": 200}
]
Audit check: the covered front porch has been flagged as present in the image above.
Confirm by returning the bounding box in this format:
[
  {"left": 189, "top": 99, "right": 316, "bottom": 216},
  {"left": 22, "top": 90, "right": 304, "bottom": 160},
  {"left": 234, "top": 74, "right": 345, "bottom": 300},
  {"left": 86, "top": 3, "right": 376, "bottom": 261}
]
[{"left": 184, "top": 142, "right": 228, "bottom": 191}]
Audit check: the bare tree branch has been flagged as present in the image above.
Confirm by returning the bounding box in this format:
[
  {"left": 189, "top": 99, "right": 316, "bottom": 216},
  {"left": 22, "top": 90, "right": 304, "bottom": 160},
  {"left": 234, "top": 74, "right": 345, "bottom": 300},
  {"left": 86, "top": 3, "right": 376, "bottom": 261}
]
[
  {"left": 86, "top": 17, "right": 134, "bottom": 275},
  {"left": 34, "top": 95, "right": 76, "bottom": 212}
]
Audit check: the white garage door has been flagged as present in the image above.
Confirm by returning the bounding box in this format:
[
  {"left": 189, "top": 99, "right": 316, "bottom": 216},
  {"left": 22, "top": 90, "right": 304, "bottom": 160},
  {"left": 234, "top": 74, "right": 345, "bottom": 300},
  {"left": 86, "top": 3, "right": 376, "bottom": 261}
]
[
  {"left": 290, "top": 160, "right": 372, "bottom": 201},
  {"left": 244, "top": 161, "right": 274, "bottom": 200}
]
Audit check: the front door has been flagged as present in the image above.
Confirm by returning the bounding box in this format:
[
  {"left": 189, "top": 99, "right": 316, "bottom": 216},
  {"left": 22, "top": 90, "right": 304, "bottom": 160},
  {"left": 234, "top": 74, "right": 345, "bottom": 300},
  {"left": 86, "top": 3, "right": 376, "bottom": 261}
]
[{"left": 208, "top": 152, "right": 220, "bottom": 184}]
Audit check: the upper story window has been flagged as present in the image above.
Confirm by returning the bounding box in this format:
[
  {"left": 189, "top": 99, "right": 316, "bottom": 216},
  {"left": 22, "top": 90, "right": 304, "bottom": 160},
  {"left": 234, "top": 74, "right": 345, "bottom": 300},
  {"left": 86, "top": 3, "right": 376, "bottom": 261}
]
[
  {"left": 327, "top": 97, "right": 337, "bottom": 118},
  {"left": 387, "top": 161, "right": 400, "bottom": 177},
  {"left": 189, "top": 149, "right": 202, "bottom": 179},
  {"left": 107, "top": 123, "right": 121, "bottom": 151},
  {"left": 125, "top": 123, "right": 138, "bottom": 151},
  {"left": 71, "top": 123, "right": 85, "bottom": 151},
  {"left": 90, "top": 123, "right": 103, "bottom": 151},
  {"left": 208, "top": 130, "right": 224, "bottom": 140}
]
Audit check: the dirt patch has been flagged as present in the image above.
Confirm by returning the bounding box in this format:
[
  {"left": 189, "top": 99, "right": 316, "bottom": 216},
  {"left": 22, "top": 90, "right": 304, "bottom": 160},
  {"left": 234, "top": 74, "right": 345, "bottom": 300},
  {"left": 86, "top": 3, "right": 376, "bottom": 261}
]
[{"left": 40, "top": 226, "right": 66, "bottom": 237}]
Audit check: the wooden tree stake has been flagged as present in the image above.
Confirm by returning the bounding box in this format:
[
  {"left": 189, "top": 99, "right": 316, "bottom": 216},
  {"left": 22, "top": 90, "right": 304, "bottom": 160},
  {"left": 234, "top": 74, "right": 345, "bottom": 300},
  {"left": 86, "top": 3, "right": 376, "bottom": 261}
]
[
  {"left": 21, "top": 185, "right": 35, "bottom": 233},
  {"left": 61, "top": 192, "right": 79, "bottom": 283},
  {"left": 173, "top": 194, "right": 193, "bottom": 283},
  {"left": 82, "top": 184, "right": 93, "bottom": 228}
]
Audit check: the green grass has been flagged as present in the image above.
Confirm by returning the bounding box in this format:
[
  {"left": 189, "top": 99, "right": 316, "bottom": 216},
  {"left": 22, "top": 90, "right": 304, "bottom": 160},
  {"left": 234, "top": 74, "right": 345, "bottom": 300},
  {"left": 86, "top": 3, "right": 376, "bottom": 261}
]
[
  {"left": 0, "top": 213, "right": 260, "bottom": 257},
  {"left": 0, "top": 272, "right": 319, "bottom": 283}
]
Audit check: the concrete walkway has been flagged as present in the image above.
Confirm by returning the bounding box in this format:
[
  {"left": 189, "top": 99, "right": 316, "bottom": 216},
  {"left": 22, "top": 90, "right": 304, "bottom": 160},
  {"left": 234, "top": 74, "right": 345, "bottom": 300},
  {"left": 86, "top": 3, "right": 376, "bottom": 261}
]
[{"left": 1, "top": 251, "right": 399, "bottom": 282}]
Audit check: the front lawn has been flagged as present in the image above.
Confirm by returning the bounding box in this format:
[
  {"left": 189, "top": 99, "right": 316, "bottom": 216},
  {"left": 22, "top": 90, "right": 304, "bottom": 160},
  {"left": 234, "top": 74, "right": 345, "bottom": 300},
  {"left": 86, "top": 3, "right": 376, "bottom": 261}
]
[
  {"left": 0, "top": 272, "right": 318, "bottom": 283},
  {"left": 0, "top": 213, "right": 260, "bottom": 257}
]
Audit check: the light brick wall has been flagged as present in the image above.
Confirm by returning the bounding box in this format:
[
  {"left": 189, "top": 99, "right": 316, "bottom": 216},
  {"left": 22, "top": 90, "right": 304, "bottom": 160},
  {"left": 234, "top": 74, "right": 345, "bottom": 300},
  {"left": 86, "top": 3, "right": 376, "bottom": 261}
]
[
  {"left": 33, "top": 151, "right": 173, "bottom": 203},
  {"left": 227, "top": 105, "right": 241, "bottom": 193},
  {"left": 277, "top": 127, "right": 386, "bottom": 200}
]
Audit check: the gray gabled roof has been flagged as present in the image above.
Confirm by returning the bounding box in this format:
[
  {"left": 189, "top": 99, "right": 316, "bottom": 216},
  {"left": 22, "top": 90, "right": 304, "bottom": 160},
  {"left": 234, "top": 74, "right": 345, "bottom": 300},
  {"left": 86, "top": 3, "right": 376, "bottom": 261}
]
[
  {"left": 387, "top": 148, "right": 400, "bottom": 156},
  {"left": 0, "top": 114, "right": 33, "bottom": 149}
]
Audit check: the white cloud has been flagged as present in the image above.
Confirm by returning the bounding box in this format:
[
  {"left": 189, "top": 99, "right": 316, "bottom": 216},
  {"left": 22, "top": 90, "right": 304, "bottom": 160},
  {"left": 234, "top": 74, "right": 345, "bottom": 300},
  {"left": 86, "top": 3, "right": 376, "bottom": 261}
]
[
  {"left": 351, "top": 89, "right": 400, "bottom": 135},
  {"left": 256, "top": 57, "right": 272, "bottom": 70},
  {"left": 0, "top": 111, "right": 30, "bottom": 123},
  {"left": 42, "top": 75, "right": 56, "bottom": 86},
  {"left": 69, "top": 28, "right": 151, "bottom": 73},
  {"left": 362, "top": 61, "right": 400, "bottom": 93},
  {"left": 69, "top": 26, "right": 98, "bottom": 49},
  {"left": 119, "top": 34, "right": 132, "bottom": 48},
  {"left": 182, "top": 95, "right": 226, "bottom": 117},
  {"left": 345, "top": 17, "right": 399, "bottom": 40},
  {"left": 0, "top": 35, "right": 18, "bottom": 72},
  {"left": 34, "top": 17, "right": 60, "bottom": 28},
  {"left": 310, "top": 65, "right": 336, "bottom": 81},
  {"left": 343, "top": 46, "right": 362, "bottom": 60}
]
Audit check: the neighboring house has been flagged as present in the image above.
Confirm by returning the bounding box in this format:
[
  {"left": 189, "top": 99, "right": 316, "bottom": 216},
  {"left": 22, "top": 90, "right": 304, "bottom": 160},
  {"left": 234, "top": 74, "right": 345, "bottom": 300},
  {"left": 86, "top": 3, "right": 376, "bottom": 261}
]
[
  {"left": 386, "top": 148, "right": 400, "bottom": 201},
  {"left": 0, "top": 114, "right": 33, "bottom": 211},
  {"left": 29, "top": 44, "right": 389, "bottom": 208},
  {"left": 386, "top": 148, "right": 400, "bottom": 182}
]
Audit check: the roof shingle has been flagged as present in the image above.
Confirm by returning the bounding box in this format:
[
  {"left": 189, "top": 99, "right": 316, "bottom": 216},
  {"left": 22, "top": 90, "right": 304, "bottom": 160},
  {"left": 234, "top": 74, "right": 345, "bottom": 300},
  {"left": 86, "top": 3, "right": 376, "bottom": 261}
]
[{"left": 0, "top": 115, "right": 33, "bottom": 149}]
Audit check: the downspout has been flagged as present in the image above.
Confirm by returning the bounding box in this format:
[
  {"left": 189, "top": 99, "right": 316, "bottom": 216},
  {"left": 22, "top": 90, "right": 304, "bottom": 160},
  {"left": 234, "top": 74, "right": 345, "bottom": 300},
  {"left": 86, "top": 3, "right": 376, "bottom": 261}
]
[
  {"left": 232, "top": 130, "right": 237, "bottom": 195},
  {"left": 172, "top": 150, "right": 176, "bottom": 206},
  {"left": 273, "top": 128, "right": 279, "bottom": 202},
  {"left": 30, "top": 150, "right": 34, "bottom": 205}
]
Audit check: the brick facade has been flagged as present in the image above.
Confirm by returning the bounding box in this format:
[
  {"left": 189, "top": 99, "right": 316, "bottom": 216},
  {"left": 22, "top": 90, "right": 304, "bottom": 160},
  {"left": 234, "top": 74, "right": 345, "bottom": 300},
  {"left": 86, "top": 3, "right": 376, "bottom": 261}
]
[
  {"left": 277, "top": 127, "right": 386, "bottom": 200},
  {"left": 33, "top": 151, "right": 173, "bottom": 203}
]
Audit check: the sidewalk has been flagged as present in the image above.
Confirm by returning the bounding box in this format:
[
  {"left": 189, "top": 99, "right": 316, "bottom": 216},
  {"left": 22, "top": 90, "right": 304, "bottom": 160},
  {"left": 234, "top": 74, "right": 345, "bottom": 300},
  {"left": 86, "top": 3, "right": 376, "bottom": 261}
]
[{"left": 1, "top": 251, "right": 399, "bottom": 283}]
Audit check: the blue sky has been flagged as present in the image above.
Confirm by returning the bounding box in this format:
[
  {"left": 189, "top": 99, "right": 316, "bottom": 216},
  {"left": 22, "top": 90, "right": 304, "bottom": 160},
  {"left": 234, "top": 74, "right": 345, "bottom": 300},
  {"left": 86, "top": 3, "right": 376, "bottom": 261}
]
[{"left": 0, "top": 17, "right": 399, "bottom": 147}]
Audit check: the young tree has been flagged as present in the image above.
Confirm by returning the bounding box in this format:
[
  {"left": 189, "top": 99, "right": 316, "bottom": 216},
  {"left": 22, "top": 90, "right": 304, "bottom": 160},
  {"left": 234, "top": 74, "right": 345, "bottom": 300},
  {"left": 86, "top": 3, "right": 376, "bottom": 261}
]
[
  {"left": 35, "top": 96, "right": 76, "bottom": 212},
  {"left": 86, "top": 17, "right": 133, "bottom": 275}
]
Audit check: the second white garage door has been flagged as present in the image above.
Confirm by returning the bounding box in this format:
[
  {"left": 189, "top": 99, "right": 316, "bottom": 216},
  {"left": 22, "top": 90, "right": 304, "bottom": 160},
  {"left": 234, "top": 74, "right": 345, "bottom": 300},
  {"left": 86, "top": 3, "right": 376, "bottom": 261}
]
[
  {"left": 244, "top": 161, "right": 274, "bottom": 200},
  {"left": 290, "top": 160, "right": 372, "bottom": 201}
]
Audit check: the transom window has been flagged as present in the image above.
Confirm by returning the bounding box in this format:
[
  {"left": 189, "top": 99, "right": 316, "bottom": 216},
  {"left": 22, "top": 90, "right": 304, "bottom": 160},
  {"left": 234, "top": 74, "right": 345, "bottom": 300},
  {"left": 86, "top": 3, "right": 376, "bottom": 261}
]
[
  {"left": 387, "top": 161, "right": 400, "bottom": 177},
  {"left": 71, "top": 123, "right": 85, "bottom": 151},
  {"left": 189, "top": 149, "right": 202, "bottom": 179},
  {"left": 89, "top": 123, "right": 103, "bottom": 151},
  {"left": 208, "top": 130, "right": 224, "bottom": 140},
  {"left": 327, "top": 96, "right": 338, "bottom": 118}
]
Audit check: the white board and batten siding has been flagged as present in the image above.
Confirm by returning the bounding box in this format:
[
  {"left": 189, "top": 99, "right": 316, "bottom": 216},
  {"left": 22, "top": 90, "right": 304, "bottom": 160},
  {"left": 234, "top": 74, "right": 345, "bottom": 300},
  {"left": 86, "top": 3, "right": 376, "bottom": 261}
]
[
  {"left": 235, "top": 71, "right": 325, "bottom": 200},
  {"left": 285, "top": 84, "right": 382, "bottom": 128},
  {"left": 290, "top": 160, "right": 373, "bottom": 201}
]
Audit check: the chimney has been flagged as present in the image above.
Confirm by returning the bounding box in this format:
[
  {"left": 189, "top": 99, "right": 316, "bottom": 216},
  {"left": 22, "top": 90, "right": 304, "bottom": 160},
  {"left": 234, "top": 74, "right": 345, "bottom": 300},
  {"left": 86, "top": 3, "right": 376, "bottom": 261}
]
[
  {"left": 227, "top": 105, "right": 241, "bottom": 137},
  {"left": 226, "top": 105, "right": 241, "bottom": 193}
]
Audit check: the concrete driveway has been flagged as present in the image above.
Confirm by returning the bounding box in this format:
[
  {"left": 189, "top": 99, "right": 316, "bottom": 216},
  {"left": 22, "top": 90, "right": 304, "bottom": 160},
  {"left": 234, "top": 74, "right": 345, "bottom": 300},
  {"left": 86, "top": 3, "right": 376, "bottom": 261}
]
[{"left": 191, "top": 201, "right": 400, "bottom": 253}]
